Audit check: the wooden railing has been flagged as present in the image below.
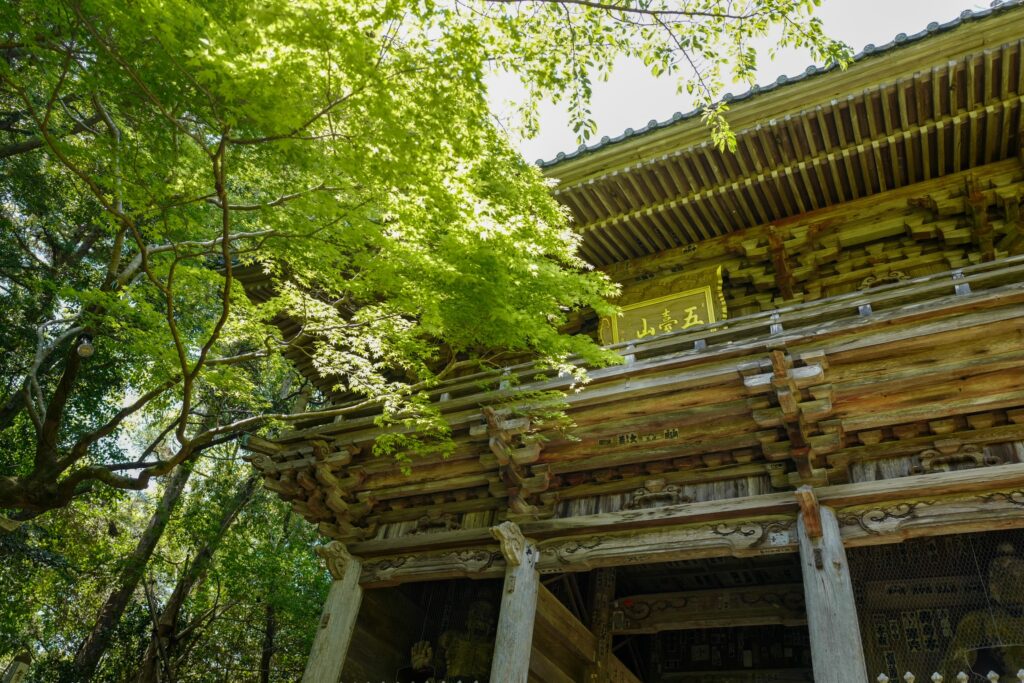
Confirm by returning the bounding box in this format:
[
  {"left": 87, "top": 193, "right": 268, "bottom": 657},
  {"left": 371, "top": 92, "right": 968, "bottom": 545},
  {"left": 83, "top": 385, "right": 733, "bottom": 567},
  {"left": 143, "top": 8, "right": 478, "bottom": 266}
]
[{"left": 295, "top": 253, "right": 1024, "bottom": 430}]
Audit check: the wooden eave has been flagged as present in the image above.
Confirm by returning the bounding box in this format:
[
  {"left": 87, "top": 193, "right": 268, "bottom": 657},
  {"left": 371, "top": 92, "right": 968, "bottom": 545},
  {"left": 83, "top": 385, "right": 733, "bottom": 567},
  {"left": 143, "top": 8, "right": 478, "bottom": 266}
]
[
  {"left": 543, "top": 5, "right": 1024, "bottom": 266},
  {"left": 250, "top": 253, "right": 1024, "bottom": 544}
]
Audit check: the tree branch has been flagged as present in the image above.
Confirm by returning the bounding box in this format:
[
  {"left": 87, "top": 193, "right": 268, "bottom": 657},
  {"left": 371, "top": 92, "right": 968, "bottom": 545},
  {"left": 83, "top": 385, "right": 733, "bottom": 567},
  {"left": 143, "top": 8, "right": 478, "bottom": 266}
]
[{"left": 0, "top": 112, "right": 103, "bottom": 159}]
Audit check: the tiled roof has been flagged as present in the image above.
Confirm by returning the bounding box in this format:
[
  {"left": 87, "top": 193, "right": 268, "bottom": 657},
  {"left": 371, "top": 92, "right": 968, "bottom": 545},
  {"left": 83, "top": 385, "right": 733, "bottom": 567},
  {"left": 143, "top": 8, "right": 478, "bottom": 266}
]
[{"left": 537, "top": 0, "right": 1024, "bottom": 167}]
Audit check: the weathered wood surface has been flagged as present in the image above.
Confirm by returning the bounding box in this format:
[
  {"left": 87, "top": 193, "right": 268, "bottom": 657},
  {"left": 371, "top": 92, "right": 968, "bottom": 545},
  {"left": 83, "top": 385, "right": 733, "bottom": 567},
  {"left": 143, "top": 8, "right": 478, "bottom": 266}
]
[
  {"left": 528, "top": 583, "right": 595, "bottom": 682},
  {"left": 612, "top": 583, "right": 806, "bottom": 634},
  {"left": 584, "top": 568, "right": 614, "bottom": 682},
  {"left": 302, "top": 545, "right": 362, "bottom": 683},
  {"left": 1, "top": 653, "right": 30, "bottom": 683},
  {"left": 253, "top": 257, "right": 1024, "bottom": 543},
  {"left": 257, "top": 248, "right": 1024, "bottom": 458},
  {"left": 534, "top": 582, "right": 596, "bottom": 664},
  {"left": 338, "top": 589, "right": 425, "bottom": 682},
  {"left": 489, "top": 523, "right": 539, "bottom": 683},
  {"left": 546, "top": 16, "right": 1024, "bottom": 266},
  {"left": 798, "top": 505, "right": 868, "bottom": 683},
  {"left": 527, "top": 645, "right": 575, "bottom": 683},
  {"left": 606, "top": 654, "right": 642, "bottom": 683},
  {"left": 356, "top": 465, "right": 1024, "bottom": 585}
]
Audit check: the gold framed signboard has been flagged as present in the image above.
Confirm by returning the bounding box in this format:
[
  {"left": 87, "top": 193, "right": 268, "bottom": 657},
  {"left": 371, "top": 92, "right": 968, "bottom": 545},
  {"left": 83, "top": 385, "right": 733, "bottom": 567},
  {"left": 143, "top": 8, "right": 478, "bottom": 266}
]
[{"left": 599, "top": 266, "right": 727, "bottom": 345}]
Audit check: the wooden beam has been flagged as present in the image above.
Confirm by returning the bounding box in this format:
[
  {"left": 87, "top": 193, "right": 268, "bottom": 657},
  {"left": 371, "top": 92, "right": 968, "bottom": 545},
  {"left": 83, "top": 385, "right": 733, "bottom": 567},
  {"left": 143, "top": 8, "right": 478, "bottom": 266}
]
[
  {"left": 1, "top": 652, "right": 30, "bottom": 683},
  {"left": 535, "top": 583, "right": 597, "bottom": 664},
  {"left": 611, "top": 584, "right": 806, "bottom": 634},
  {"left": 356, "top": 473, "right": 1024, "bottom": 585},
  {"left": 966, "top": 175, "right": 996, "bottom": 261},
  {"left": 606, "top": 655, "right": 643, "bottom": 683},
  {"left": 767, "top": 225, "right": 796, "bottom": 299},
  {"left": 798, "top": 506, "right": 868, "bottom": 683},
  {"left": 352, "top": 462, "right": 1024, "bottom": 563}
]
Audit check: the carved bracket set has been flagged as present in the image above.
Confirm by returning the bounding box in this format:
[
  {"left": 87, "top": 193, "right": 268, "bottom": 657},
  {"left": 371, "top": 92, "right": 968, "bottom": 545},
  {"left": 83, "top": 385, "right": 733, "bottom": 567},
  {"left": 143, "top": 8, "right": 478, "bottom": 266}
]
[
  {"left": 742, "top": 348, "right": 838, "bottom": 485},
  {"left": 474, "top": 407, "right": 551, "bottom": 517}
]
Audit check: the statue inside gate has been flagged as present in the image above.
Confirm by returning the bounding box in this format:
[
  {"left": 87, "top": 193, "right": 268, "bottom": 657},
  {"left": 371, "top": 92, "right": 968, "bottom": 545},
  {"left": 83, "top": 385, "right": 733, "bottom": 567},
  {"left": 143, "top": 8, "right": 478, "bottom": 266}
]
[
  {"left": 437, "top": 598, "right": 496, "bottom": 682},
  {"left": 942, "top": 543, "right": 1024, "bottom": 675},
  {"left": 400, "top": 597, "right": 496, "bottom": 683}
]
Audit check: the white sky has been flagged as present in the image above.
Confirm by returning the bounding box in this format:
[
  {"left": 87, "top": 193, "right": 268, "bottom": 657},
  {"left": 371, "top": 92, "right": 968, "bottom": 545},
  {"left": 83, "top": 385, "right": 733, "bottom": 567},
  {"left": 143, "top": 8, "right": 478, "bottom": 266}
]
[{"left": 488, "top": 0, "right": 992, "bottom": 163}]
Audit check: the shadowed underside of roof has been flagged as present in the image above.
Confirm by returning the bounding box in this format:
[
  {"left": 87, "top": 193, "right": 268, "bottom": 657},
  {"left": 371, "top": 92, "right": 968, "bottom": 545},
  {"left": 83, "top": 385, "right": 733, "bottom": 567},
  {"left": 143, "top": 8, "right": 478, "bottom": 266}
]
[{"left": 542, "top": 1, "right": 1024, "bottom": 267}]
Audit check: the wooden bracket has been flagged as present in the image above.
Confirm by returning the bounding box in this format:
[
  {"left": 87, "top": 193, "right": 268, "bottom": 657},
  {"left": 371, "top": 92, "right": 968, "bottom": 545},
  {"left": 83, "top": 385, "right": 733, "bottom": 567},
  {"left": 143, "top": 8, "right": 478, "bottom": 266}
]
[
  {"left": 766, "top": 226, "right": 795, "bottom": 300},
  {"left": 795, "top": 485, "right": 823, "bottom": 539},
  {"left": 966, "top": 175, "right": 995, "bottom": 261},
  {"left": 490, "top": 520, "right": 528, "bottom": 566}
]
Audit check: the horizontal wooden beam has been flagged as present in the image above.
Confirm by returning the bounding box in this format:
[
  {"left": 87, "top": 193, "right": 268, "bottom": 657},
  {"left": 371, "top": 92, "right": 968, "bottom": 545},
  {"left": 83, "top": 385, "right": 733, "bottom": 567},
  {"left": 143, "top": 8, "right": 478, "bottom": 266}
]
[
  {"left": 611, "top": 584, "right": 806, "bottom": 634},
  {"left": 356, "top": 464, "right": 1024, "bottom": 585}
]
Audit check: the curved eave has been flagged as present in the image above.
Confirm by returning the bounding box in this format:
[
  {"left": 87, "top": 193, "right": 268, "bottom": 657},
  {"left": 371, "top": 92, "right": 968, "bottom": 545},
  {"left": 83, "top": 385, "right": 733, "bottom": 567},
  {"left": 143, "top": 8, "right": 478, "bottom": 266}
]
[{"left": 542, "top": 2, "right": 1024, "bottom": 267}]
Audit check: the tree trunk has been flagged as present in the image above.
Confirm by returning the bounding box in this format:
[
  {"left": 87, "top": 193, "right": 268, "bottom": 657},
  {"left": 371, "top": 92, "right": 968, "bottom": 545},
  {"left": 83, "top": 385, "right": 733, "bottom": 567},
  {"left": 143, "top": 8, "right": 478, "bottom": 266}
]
[
  {"left": 259, "top": 603, "right": 276, "bottom": 683},
  {"left": 70, "top": 464, "right": 193, "bottom": 681},
  {"left": 134, "top": 475, "right": 258, "bottom": 683}
]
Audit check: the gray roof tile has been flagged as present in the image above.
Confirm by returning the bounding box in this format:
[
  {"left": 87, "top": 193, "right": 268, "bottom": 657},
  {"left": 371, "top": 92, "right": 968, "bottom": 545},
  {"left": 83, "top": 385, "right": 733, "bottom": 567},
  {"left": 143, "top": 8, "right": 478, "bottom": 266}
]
[{"left": 537, "top": 0, "right": 1023, "bottom": 167}]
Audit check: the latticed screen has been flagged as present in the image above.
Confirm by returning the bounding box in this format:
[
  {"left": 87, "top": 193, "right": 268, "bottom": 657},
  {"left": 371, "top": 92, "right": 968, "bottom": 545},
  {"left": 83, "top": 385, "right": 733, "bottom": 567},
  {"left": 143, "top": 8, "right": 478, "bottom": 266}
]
[{"left": 848, "top": 529, "right": 1024, "bottom": 681}]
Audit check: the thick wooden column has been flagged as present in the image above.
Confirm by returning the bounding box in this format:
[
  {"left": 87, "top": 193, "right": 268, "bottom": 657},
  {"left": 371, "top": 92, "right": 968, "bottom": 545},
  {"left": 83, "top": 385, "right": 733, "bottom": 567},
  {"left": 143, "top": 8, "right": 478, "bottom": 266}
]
[
  {"left": 796, "top": 488, "right": 868, "bottom": 683},
  {"left": 489, "top": 521, "right": 540, "bottom": 683},
  {"left": 2, "top": 652, "right": 31, "bottom": 683},
  {"left": 302, "top": 542, "right": 362, "bottom": 683}
]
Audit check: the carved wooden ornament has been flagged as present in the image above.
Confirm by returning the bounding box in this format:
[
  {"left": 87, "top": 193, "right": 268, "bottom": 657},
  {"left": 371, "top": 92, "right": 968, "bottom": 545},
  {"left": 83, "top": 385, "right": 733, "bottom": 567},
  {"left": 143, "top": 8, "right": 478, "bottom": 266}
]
[
  {"left": 490, "top": 521, "right": 527, "bottom": 566},
  {"left": 315, "top": 541, "right": 356, "bottom": 580},
  {"left": 795, "top": 485, "right": 823, "bottom": 539}
]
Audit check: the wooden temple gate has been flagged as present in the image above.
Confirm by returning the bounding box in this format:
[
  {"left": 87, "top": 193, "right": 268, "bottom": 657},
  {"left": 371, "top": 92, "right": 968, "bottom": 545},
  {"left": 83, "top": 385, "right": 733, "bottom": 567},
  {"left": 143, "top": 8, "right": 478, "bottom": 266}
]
[{"left": 239, "top": 3, "right": 1024, "bottom": 681}]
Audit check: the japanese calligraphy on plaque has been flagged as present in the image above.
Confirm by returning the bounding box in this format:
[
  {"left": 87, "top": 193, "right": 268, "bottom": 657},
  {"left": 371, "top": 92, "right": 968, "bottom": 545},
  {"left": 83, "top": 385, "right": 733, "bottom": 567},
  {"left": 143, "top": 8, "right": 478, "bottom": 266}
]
[{"left": 599, "top": 266, "right": 727, "bottom": 345}]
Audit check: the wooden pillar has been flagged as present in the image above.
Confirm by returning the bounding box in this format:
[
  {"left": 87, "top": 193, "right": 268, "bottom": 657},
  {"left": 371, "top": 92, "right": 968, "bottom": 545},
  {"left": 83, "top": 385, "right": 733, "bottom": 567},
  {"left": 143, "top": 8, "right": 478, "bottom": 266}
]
[
  {"left": 302, "top": 542, "right": 362, "bottom": 683},
  {"left": 2, "top": 652, "right": 31, "bottom": 683},
  {"left": 489, "top": 521, "right": 540, "bottom": 683},
  {"left": 796, "top": 487, "right": 868, "bottom": 683},
  {"left": 585, "top": 568, "right": 616, "bottom": 681}
]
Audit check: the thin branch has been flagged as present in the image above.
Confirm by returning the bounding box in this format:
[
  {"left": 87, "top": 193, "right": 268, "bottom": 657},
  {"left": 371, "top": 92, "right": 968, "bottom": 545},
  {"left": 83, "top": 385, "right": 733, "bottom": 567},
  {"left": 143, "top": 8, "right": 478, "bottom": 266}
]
[
  {"left": 484, "top": 0, "right": 751, "bottom": 20},
  {"left": 0, "top": 113, "right": 103, "bottom": 159},
  {"left": 205, "top": 183, "right": 341, "bottom": 212},
  {"left": 60, "top": 377, "right": 179, "bottom": 471},
  {"left": 115, "top": 230, "right": 278, "bottom": 285}
]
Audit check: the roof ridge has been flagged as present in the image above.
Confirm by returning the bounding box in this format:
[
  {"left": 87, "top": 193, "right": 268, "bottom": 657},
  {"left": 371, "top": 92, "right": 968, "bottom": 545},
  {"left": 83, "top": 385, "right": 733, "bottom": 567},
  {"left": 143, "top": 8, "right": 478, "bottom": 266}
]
[{"left": 536, "top": 0, "right": 1024, "bottom": 168}]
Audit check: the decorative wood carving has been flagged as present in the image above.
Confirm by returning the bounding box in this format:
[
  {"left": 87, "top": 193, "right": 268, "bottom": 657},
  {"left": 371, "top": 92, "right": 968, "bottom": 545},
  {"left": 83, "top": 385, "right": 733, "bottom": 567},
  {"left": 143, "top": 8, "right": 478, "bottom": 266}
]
[
  {"left": 360, "top": 549, "right": 503, "bottom": 586},
  {"left": 612, "top": 584, "right": 806, "bottom": 634},
  {"left": 598, "top": 266, "right": 727, "bottom": 344},
  {"left": 795, "top": 485, "right": 823, "bottom": 539},
  {"left": 491, "top": 521, "right": 528, "bottom": 566},
  {"left": 623, "top": 478, "right": 690, "bottom": 509},
  {"left": 744, "top": 348, "right": 835, "bottom": 483},
  {"left": 838, "top": 489, "right": 1024, "bottom": 541},
  {"left": 538, "top": 517, "right": 798, "bottom": 573},
  {"left": 411, "top": 511, "right": 461, "bottom": 535},
  {"left": 859, "top": 271, "right": 910, "bottom": 289},
  {"left": 315, "top": 541, "right": 357, "bottom": 580},
  {"left": 913, "top": 442, "right": 1004, "bottom": 473},
  {"left": 352, "top": 473, "right": 1024, "bottom": 585},
  {"left": 479, "top": 408, "right": 549, "bottom": 515}
]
